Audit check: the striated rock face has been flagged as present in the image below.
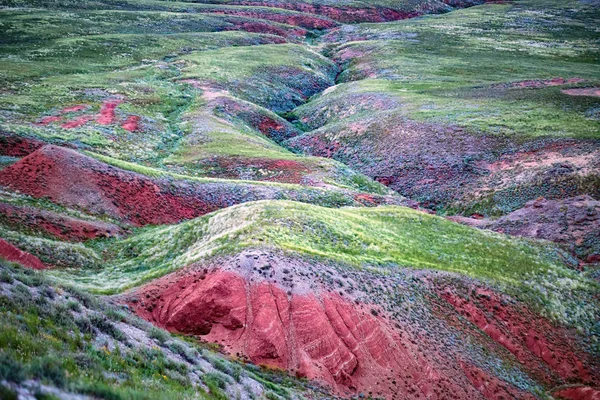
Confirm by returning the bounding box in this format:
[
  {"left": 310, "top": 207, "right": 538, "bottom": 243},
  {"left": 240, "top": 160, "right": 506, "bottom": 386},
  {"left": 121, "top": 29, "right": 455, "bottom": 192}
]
[
  {"left": 0, "top": 239, "right": 46, "bottom": 269},
  {"left": 438, "top": 286, "right": 592, "bottom": 384},
  {"left": 127, "top": 267, "right": 542, "bottom": 399}
]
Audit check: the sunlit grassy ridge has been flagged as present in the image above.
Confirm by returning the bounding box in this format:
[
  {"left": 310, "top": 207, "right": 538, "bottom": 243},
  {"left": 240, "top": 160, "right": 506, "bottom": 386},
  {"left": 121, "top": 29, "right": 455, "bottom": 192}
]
[{"left": 41, "top": 200, "right": 578, "bottom": 292}]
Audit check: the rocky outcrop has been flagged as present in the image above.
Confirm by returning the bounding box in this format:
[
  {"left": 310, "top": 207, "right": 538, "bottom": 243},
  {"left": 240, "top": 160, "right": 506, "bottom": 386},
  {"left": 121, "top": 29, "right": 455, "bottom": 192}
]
[{"left": 554, "top": 386, "right": 600, "bottom": 400}]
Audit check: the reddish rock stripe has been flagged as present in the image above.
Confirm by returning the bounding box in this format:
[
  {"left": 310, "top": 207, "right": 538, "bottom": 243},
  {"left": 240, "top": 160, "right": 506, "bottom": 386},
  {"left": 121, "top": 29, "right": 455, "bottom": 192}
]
[
  {"left": 226, "top": 2, "right": 421, "bottom": 23},
  {"left": 554, "top": 386, "right": 600, "bottom": 400},
  {"left": 440, "top": 288, "right": 591, "bottom": 383},
  {"left": 37, "top": 116, "right": 62, "bottom": 126},
  {"left": 0, "top": 239, "right": 46, "bottom": 270},
  {"left": 460, "top": 361, "right": 537, "bottom": 400},
  {"left": 121, "top": 115, "right": 140, "bottom": 132},
  {"left": 61, "top": 115, "right": 95, "bottom": 129},
  {"left": 0, "top": 203, "right": 122, "bottom": 241},
  {"left": 61, "top": 104, "right": 89, "bottom": 113},
  {"left": 97, "top": 100, "right": 122, "bottom": 125}
]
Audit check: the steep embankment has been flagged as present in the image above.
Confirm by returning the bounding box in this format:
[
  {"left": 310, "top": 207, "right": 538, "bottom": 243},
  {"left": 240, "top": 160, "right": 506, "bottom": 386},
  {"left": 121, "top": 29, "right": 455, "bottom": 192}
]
[{"left": 123, "top": 248, "right": 599, "bottom": 399}]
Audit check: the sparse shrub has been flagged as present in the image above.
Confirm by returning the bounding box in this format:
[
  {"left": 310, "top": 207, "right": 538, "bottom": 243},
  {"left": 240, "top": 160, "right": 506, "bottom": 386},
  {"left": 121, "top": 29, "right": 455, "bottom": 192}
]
[
  {"left": 0, "top": 270, "right": 14, "bottom": 284},
  {"left": 66, "top": 300, "right": 81, "bottom": 312},
  {"left": 29, "top": 356, "right": 67, "bottom": 387},
  {"left": 148, "top": 326, "right": 170, "bottom": 345},
  {"left": 89, "top": 313, "right": 127, "bottom": 342},
  {"left": 168, "top": 340, "right": 198, "bottom": 364},
  {"left": 0, "top": 352, "right": 26, "bottom": 383}
]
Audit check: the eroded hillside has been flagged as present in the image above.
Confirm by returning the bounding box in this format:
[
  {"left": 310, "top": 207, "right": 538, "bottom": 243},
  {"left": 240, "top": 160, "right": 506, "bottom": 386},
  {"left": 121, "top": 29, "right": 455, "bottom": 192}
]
[{"left": 0, "top": 0, "right": 599, "bottom": 399}]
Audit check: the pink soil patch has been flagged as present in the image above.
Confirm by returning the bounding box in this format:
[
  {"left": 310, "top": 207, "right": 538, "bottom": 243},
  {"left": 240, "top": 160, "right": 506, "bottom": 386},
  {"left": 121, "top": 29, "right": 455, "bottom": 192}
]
[
  {"left": 36, "top": 116, "right": 62, "bottom": 126},
  {"left": 0, "top": 134, "right": 46, "bottom": 157},
  {"left": 121, "top": 115, "right": 140, "bottom": 132},
  {"left": 61, "top": 104, "right": 89, "bottom": 113},
  {"left": 0, "top": 203, "right": 122, "bottom": 241},
  {"left": 214, "top": 157, "right": 310, "bottom": 184},
  {"left": 561, "top": 88, "right": 600, "bottom": 97},
  {"left": 554, "top": 386, "right": 600, "bottom": 400},
  {"left": 127, "top": 268, "right": 522, "bottom": 399},
  {"left": 257, "top": 116, "right": 286, "bottom": 137},
  {"left": 354, "top": 193, "right": 382, "bottom": 206},
  {"left": 61, "top": 115, "right": 95, "bottom": 129},
  {"left": 439, "top": 286, "right": 593, "bottom": 384},
  {"left": 97, "top": 100, "right": 122, "bottom": 125},
  {"left": 0, "top": 239, "right": 46, "bottom": 270}
]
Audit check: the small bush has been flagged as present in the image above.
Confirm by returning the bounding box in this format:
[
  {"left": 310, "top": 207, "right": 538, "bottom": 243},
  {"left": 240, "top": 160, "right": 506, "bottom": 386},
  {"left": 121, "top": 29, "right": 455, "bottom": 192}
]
[{"left": 148, "top": 326, "right": 170, "bottom": 345}]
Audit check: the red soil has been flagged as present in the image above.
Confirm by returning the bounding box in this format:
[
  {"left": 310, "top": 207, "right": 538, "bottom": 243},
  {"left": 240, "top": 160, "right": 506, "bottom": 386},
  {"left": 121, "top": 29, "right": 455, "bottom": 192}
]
[
  {"left": 211, "top": 157, "right": 310, "bottom": 184},
  {"left": 97, "top": 100, "right": 122, "bottom": 125},
  {"left": 0, "top": 145, "right": 222, "bottom": 226},
  {"left": 204, "top": 8, "right": 337, "bottom": 29},
  {"left": 229, "top": 2, "right": 420, "bottom": 23},
  {"left": 121, "top": 115, "right": 140, "bottom": 132},
  {"left": 0, "top": 239, "right": 46, "bottom": 270},
  {"left": 507, "top": 78, "right": 585, "bottom": 88},
  {"left": 554, "top": 386, "right": 600, "bottom": 400},
  {"left": 257, "top": 116, "right": 288, "bottom": 138},
  {"left": 0, "top": 145, "right": 357, "bottom": 226},
  {"left": 0, "top": 203, "right": 122, "bottom": 241},
  {"left": 127, "top": 266, "right": 545, "bottom": 399},
  {"left": 0, "top": 134, "right": 46, "bottom": 157},
  {"left": 37, "top": 116, "right": 62, "bottom": 126},
  {"left": 61, "top": 115, "right": 95, "bottom": 129},
  {"left": 439, "top": 287, "right": 593, "bottom": 384},
  {"left": 562, "top": 88, "right": 600, "bottom": 98}
]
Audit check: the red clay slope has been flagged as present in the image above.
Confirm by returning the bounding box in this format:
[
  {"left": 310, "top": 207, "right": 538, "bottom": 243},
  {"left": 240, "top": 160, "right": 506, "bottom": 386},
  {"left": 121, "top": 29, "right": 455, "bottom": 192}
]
[
  {"left": 127, "top": 264, "right": 562, "bottom": 400},
  {"left": 0, "top": 239, "right": 47, "bottom": 270},
  {"left": 0, "top": 145, "right": 398, "bottom": 226},
  {"left": 0, "top": 203, "right": 123, "bottom": 241},
  {"left": 0, "top": 145, "right": 281, "bottom": 226},
  {"left": 437, "top": 286, "right": 593, "bottom": 384}
]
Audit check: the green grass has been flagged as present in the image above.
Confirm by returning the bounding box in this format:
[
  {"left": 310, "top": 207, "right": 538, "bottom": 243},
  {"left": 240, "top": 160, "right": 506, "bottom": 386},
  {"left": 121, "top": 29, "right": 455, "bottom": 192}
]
[
  {"left": 40, "top": 200, "right": 579, "bottom": 290},
  {"left": 11, "top": 199, "right": 586, "bottom": 334},
  {"left": 317, "top": 0, "right": 600, "bottom": 139}
]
